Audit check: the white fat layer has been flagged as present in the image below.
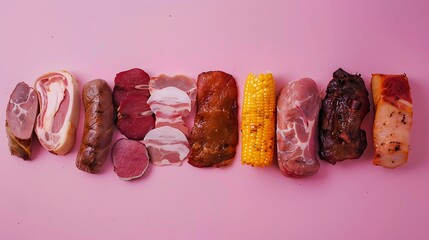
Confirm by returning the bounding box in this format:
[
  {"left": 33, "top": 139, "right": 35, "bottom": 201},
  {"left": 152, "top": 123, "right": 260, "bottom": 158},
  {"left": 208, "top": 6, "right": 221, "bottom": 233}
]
[
  {"left": 43, "top": 78, "right": 66, "bottom": 130},
  {"left": 144, "top": 126, "right": 188, "bottom": 142}
]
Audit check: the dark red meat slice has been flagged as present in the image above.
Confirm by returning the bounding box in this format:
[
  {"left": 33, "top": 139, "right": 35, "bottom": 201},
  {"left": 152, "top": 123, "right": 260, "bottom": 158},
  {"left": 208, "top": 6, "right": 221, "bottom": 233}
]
[
  {"left": 113, "top": 68, "right": 150, "bottom": 108},
  {"left": 113, "top": 68, "right": 154, "bottom": 140},
  {"left": 116, "top": 94, "right": 154, "bottom": 139},
  {"left": 116, "top": 116, "right": 154, "bottom": 140},
  {"left": 111, "top": 138, "right": 150, "bottom": 180}
]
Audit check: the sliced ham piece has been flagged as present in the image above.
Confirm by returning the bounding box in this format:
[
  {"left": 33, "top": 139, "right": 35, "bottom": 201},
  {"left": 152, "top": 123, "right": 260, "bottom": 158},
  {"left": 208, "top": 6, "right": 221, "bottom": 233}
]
[
  {"left": 5, "top": 82, "right": 39, "bottom": 160},
  {"left": 34, "top": 70, "right": 80, "bottom": 155},
  {"left": 276, "top": 78, "right": 322, "bottom": 177},
  {"left": 149, "top": 74, "right": 196, "bottom": 107},
  {"left": 143, "top": 126, "right": 190, "bottom": 166},
  {"left": 113, "top": 68, "right": 154, "bottom": 140},
  {"left": 111, "top": 138, "right": 150, "bottom": 180},
  {"left": 147, "top": 87, "right": 191, "bottom": 135}
]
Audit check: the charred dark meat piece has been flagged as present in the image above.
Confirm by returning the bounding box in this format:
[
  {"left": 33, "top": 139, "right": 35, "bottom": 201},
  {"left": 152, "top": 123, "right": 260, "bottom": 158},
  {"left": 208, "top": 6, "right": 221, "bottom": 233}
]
[{"left": 318, "top": 68, "right": 370, "bottom": 164}]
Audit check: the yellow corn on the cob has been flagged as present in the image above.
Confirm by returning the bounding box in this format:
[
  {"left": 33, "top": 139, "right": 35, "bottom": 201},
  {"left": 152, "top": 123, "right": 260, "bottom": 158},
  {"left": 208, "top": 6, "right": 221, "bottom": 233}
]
[{"left": 241, "top": 73, "right": 276, "bottom": 167}]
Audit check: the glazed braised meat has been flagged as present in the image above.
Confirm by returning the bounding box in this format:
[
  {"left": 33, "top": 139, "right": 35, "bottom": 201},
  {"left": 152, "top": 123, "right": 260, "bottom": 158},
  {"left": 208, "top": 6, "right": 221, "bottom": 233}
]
[
  {"left": 188, "top": 71, "right": 238, "bottom": 167},
  {"left": 318, "top": 68, "right": 370, "bottom": 164}
]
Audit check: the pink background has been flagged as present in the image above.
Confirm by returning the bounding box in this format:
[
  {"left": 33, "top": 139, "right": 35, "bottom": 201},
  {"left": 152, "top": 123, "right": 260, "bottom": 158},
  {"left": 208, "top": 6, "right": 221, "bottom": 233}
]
[{"left": 1, "top": 0, "right": 428, "bottom": 239}]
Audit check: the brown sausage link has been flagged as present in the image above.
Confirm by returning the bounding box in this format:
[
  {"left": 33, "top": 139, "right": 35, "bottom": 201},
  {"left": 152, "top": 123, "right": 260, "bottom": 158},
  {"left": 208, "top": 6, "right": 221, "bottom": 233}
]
[{"left": 76, "top": 79, "right": 114, "bottom": 173}]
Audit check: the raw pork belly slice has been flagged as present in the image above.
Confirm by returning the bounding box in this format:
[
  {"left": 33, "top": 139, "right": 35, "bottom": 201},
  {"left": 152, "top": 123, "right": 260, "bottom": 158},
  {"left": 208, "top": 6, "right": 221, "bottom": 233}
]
[
  {"left": 5, "top": 82, "right": 39, "bottom": 160},
  {"left": 188, "top": 71, "right": 238, "bottom": 168},
  {"left": 149, "top": 74, "right": 196, "bottom": 107},
  {"left": 34, "top": 70, "right": 80, "bottom": 155},
  {"left": 111, "top": 138, "right": 150, "bottom": 180},
  {"left": 113, "top": 68, "right": 154, "bottom": 140},
  {"left": 143, "top": 126, "right": 190, "bottom": 166},
  {"left": 276, "top": 78, "right": 322, "bottom": 177},
  {"left": 147, "top": 87, "right": 191, "bottom": 135}
]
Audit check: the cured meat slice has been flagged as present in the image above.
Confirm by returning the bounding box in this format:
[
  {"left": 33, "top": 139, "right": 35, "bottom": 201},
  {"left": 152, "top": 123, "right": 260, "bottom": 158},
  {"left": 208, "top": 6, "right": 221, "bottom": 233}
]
[
  {"left": 318, "top": 68, "right": 370, "bottom": 164},
  {"left": 111, "top": 138, "right": 150, "bottom": 180},
  {"left": 371, "top": 73, "right": 413, "bottom": 168},
  {"left": 188, "top": 71, "right": 238, "bottom": 167},
  {"left": 116, "top": 94, "right": 154, "bottom": 140},
  {"left": 5, "top": 82, "right": 39, "bottom": 160},
  {"left": 149, "top": 74, "right": 196, "bottom": 107},
  {"left": 143, "top": 126, "right": 190, "bottom": 166},
  {"left": 276, "top": 78, "right": 322, "bottom": 177},
  {"left": 76, "top": 79, "right": 114, "bottom": 173},
  {"left": 147, "top": 87, "right": 191, "bottom": 135},
  {"left": 113, "top": 68, "right": 150, "bottom": 108},
  {"left": 113, "top": 68, "right": 154, "bottom": 140},
  {"left": 34, "top": 70, "right": 80, "bottom": 155}
]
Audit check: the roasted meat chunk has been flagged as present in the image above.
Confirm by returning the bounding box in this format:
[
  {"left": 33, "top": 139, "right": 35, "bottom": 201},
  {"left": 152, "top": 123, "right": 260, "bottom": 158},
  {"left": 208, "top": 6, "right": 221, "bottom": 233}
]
[
  {"left": 318, "top": 68, "right": 370, "bottom": 164},
  {"left": 188, "top": 71, "right": 238, "bottom": 167}
]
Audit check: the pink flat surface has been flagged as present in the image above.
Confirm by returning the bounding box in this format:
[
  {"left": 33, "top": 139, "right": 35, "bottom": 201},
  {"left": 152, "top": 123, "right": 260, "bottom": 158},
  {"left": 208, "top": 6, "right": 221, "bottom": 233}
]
[{"left": 1, "top": 0, "right": 428, "bottom": 239}]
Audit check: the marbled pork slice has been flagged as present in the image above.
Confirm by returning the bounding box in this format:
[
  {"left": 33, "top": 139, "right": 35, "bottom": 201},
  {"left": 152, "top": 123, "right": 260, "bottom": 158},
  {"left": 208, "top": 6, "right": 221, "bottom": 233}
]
[{"left": 276, "top": 78, "right": 321, "bottom": 177}]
